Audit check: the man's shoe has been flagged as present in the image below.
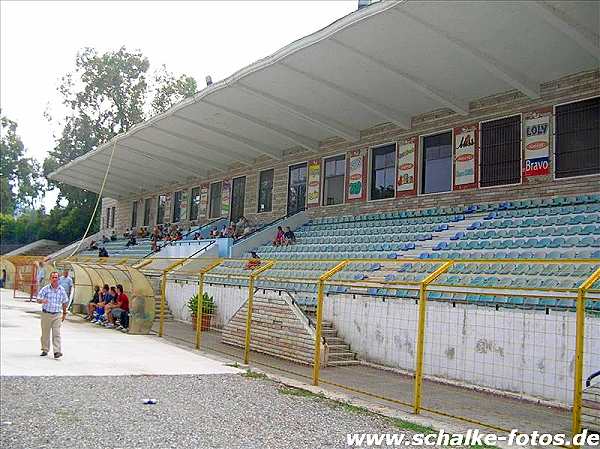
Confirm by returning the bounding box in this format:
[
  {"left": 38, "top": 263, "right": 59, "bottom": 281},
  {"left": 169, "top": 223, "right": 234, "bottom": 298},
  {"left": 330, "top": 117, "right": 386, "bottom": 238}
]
[
  {"left": 40, "top": 351, "right": 48, "bottom": 356},
  {"left": 54, "top": 352, "right": 63, "bottom": 359}
]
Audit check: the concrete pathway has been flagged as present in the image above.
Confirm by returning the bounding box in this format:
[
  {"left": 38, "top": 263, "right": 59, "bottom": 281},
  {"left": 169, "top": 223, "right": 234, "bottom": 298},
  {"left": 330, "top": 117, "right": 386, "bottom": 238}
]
[{"left": 0, "top": 289, "right": 239, "bottom": 377}]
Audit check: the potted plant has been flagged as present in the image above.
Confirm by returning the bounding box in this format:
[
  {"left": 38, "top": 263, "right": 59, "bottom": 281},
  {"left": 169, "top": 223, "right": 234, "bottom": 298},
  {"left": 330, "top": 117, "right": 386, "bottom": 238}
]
[{"left": 187, "top": 292, "right": 216, "bottom": 331}]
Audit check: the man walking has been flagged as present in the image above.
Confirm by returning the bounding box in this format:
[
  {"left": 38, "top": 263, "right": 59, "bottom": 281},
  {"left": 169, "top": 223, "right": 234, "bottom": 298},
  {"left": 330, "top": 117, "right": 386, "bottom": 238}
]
[{"left": 37, "top": 271, "right": 69, "bottom": 359}]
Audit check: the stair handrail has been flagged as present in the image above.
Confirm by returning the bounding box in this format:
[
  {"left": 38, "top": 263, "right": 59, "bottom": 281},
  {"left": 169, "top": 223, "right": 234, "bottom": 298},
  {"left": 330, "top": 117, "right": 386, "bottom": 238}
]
[
  {"left": 586, "top": 370, "right": 600, "bottom": 388},
  {"left": 232, "top": 209, "right": 304, "bottom": 245}
]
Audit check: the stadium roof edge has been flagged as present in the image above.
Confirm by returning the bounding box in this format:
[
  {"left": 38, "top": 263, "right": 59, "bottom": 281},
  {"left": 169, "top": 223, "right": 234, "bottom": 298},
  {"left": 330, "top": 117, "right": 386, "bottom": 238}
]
[{"left": 48, "top": 0, "right": 600, "bottom": 198}]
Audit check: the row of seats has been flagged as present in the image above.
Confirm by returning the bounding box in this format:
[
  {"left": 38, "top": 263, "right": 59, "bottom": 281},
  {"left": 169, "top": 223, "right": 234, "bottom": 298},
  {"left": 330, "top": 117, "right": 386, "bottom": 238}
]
[
  {"left": 311, "top": 194, "right": 600, "bottom": 226},
  {"left": 296, "top": 223, "right": 447, "bottom": 237},
  {"left": 469, "top": 214, "right": 599, "bottom": 230},
  {"left": 434, "top": 236, "right": 600, "bottom": 251},
  {"left": 458, "top": 225, "right": 599, "bottom": 240}
]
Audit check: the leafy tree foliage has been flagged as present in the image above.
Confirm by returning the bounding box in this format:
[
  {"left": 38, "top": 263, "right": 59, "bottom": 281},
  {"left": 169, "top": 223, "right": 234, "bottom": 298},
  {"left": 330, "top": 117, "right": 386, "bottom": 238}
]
[
  {"left": 40, "top": 47, "right": 197, "bottom": 244},
  {"left": 0, "top": 115, "right": 44, "bottom": 215}
]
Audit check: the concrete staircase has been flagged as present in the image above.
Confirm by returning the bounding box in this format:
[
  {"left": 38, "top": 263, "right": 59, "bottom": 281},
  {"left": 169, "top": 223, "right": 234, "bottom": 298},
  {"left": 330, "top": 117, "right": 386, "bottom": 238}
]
[
  {"left": 147, "top": 276, "right": 174, "bottom": 322},
  {"left": 321, "top": 320, "right": 359, "bottom": 366},
  {"left": 221, "top": 292, "right": 358, "bottom": 366}
]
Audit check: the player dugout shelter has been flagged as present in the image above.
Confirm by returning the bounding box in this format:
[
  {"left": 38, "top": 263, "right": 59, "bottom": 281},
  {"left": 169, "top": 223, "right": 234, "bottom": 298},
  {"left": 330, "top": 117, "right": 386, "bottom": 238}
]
[{"left": 48, "top": 1, "right": 599, "bottom": 232}]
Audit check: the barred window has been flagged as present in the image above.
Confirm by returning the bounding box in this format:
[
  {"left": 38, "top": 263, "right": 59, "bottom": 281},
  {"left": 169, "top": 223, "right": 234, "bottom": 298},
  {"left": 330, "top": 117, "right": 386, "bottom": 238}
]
[
  {"left": 555, "top": 97, "right": 599, "bottom": 178},
  {"left": 110, "top": 207, "right": 115, "bottom": 228},
  {"left": 480, "top": 116, "right": 521, "bottom": 187}
]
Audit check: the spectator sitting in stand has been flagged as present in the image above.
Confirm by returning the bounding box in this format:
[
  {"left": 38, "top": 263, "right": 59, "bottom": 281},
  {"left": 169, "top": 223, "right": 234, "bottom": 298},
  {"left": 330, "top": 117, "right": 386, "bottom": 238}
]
[
  {"left": 125, "top": 234, "right": 137, "bottom": 247},
  {"left": 245, "top": 251, "right": 261, "bottom": 270},
  {"left": 283, "top": 226, "right": 296, "bottom": 245},
  {"left": 102, "top": 234, "right": 110, "bottom": 244},
  {"left": 209, "top": 227, "right": 219, "bottom": 238},
  {"left": 88, "top": 240, "right": 98, "bottom": 251},
  {"left": 123, "top": 228, "right": 131, "bottom": 238},
  {"left": 175, "top": 229, "right": 183, "bottom": 240},
  {"left": 193, "top": 232, "right": 201, "bottom": 240},
  {"left": 98, "top": 247, "right": 109, "bottom": 258},
  {"left": 273, "top": 226, "right": 285, "bottom": 246},
  {"left": 110, "top": 229, "right": 117, "bottom": 241},
  {"left": 85, "top": 285, "right": 101, "bottom": 320}
]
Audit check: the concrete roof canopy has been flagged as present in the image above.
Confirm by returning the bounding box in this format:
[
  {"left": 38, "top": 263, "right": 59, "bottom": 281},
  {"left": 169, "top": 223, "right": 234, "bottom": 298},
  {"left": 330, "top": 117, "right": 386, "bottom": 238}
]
[{"left": 48, "top": 0, "right": 600, "bottom": 198}]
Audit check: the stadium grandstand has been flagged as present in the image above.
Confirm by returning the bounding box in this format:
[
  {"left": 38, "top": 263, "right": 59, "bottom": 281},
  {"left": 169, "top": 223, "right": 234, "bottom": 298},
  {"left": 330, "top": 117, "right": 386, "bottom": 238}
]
[{"left": 24, "top": 0, "right": 600, "bottom": 438}]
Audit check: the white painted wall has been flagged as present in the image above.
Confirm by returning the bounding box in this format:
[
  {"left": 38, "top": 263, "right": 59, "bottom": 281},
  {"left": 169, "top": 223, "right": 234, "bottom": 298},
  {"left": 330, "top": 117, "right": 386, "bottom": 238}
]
[
  {"left": 165, "top": 281, "right": 247, "bottom": 329},
  {"left": 323, "top": 294, "right": 600, "bottom": 405}
]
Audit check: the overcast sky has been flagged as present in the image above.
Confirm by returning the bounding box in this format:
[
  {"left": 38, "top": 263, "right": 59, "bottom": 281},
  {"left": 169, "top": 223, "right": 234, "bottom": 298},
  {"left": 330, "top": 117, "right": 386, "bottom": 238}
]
[{"left": 1, "top": 0, "right": 357, "bottom": 209}]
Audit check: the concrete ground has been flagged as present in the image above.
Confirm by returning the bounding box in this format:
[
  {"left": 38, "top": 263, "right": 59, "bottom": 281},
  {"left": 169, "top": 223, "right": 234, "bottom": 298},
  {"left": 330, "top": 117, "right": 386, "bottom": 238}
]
[
  {"left": 0, "top": 290, "right": 444, "bottom": 449},
  {"left": 153, "top": 318, "right": 571, "bottom": 438}
]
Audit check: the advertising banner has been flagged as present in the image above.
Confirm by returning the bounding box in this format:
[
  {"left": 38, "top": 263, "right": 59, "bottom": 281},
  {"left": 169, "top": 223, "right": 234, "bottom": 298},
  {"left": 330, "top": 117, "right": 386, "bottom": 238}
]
[
  {"left": 199, "top": 184, "right": 209, "bottom": 219},
  {"left": 523, "top": 110, "right": 551, "bottom": 177},
  {"left": 453, "top": 125, "right": 478, "bottom": 190},
  {"left": 221, "top": 179, "right": 231, "bottom": 217},
  {"left": 307, "top": 159, "right": 321, "bottom": 207},
  {"left": 396, "top": 137, "right": 417, "bottom": 196},
  {"left": 347, "top": 149, "right": 365, "bottom": 201}
]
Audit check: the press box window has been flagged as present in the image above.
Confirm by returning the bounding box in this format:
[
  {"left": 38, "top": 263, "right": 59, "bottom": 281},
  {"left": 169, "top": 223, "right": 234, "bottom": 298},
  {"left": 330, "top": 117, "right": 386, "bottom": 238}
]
[
  {"left": 422, "top": 132, "right": 452, "bottom": 194},
  {"left": 143, "top": 198, "right": 152, "bottom": 226},
  {"left": 370, "top": 144, "right": 396, "bottom": 200},
  {"left": 555, "top": 97, "right": 599, "bottom": 178},
  {"left": 323, "top": 155, "right": 345, "bottom": 206},
  {"left": 480, "top": 115, "right": 521, "bottom": 187},
  {"left": 257, "top": 169, "right": 274, "bottom": 213}
]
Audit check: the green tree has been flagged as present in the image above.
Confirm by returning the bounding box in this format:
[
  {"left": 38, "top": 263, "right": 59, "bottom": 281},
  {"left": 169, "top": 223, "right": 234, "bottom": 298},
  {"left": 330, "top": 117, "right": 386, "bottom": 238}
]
[
  {"left": 150, "top": 65, "right": 197, "bottom": 116},
  {"left": 0, "top": 115, "right": 44, "bottom": 215},
  {"left": 44, "top": 47, "right": 197, "bottom": 243}
]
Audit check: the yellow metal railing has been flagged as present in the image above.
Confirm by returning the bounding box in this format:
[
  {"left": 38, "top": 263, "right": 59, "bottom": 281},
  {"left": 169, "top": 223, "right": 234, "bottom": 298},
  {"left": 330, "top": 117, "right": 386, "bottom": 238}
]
[{"left": 572, "top": 266, "right": 600, "bottom": 437}]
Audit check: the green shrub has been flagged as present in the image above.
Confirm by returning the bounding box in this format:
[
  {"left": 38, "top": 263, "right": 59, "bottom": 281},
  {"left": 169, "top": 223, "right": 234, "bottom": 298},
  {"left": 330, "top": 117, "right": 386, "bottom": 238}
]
[{"left": 187, "top": 292, "right": 216, "bottom": 316}]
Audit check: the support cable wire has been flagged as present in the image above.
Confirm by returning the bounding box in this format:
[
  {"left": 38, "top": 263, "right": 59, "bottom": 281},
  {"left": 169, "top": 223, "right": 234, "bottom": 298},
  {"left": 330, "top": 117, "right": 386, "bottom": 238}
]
[{"left": 68, "top": 139, "right": 118, "bottom": 258}]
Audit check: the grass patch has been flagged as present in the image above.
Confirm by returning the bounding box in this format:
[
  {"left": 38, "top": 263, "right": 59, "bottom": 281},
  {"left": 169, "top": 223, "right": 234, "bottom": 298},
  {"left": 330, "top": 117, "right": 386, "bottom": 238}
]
[
  {"left": 226, "top": 362, "right": 240, "bottom": 368},
  {"left": 241, "top": 369, "right": 268, "bottom": 380},
  {"left": 389, "top": 417, "right": 436, "bottom": 434},
  {"left": 278, "top": 386, "right": 325, "bottom": 398}
]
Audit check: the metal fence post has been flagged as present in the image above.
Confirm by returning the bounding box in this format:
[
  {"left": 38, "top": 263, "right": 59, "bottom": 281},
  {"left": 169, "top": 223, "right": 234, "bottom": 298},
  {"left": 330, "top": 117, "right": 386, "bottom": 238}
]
[
  {"left": 195, "top": 260, "right": 222, "bottom": 350},
  {"left": 413, "top": 260, "right": 454, "bottom": 414},
  {"left": 312, "top": 260, "right": 349, "bottom": 386},
  {"left": 243, "top": 260, "right": 275, "bottom": 365},
  {"left": 572, "top": 266, "right": 600, "bottom": 437},
  {"left": 158, "top": 259, "right": 186, "bottom": 338}
]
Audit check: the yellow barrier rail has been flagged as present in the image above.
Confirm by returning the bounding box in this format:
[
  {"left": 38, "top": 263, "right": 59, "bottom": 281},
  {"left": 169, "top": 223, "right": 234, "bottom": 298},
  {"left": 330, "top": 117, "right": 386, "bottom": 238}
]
[
  {"left": 572, "top": 266, "right": 600, "bottom": 438},
  {"left": 413, "top": 260, "right": 454, "bottom": 414},
  {"left": 244, "top": 260, "right": 276, "bottom": 365},
  {"left": 195, "top": 259, "right": 223, "bottom": 350},
  {"left": 312, "top": 260, "right": 350, "bottom": 385}
]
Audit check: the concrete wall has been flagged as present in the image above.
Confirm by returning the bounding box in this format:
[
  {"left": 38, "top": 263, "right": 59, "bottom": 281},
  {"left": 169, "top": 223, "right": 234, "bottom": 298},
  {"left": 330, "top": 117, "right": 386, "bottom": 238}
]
[
  {"left": 322, "top": 293, "right": 600, "bottom": 405},
  {"left": 165, "top": 281, "right": 247, "bottom": 329},
  {"left": 103, "top": 70, "right": 599, "bottom": 236}
]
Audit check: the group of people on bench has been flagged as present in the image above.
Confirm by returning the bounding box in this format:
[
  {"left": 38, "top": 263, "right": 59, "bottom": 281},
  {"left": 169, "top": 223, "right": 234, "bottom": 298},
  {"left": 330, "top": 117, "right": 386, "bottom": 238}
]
[
  {"left": 85, "top": 283, "right": 129, "bottom": 332},
  {"left": 209, "top": 216, "right": 255, "bottom": 240}
]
